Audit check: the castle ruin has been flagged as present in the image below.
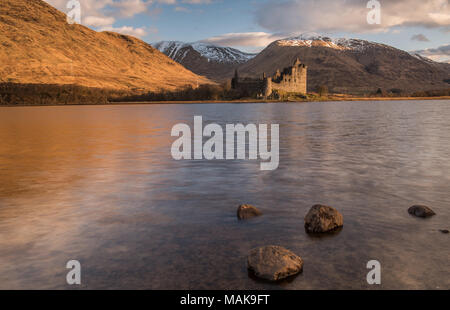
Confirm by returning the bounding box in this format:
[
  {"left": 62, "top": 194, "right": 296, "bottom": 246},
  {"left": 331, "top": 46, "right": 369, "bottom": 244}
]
[{"left": 231, "top": 58, "right": 307, "bottom": 98}]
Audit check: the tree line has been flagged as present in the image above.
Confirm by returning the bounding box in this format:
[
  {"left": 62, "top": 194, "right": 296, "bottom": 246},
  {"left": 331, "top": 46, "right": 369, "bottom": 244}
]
[
  {"left": 109, "top": 83, "right": 250, "bottom": 102},
  {"left": 1, "top": 82, "right": 449, "bottom": 105},
  {"left": 0, "top": 83, "right": 124, "bottom": 105}
]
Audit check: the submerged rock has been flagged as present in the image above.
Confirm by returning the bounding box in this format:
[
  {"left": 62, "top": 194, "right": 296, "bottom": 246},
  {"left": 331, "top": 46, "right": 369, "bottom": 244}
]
[
  {"left": 237, "top": 204, "right": 262, "bottom": 220},
  {"left": 247, "top": 246, "right": 303, "bottom": 281},
  {"left": 304, "top": 204, "right": 344, "bottom": 233},
  {"left": 439, "top": 229, "right": 449, "bottom": 234},
  {"left": 408, "top": 205, "right": 436, "bottom": 218}
]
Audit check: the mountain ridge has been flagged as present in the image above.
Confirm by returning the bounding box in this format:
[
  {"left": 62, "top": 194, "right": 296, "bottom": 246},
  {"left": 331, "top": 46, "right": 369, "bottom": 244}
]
[
  {"left": 153, "top": 41, "right": 256, "bottom": 82},
  {"left": 237, "top": 34, "right": 450, "bottom": 94}
]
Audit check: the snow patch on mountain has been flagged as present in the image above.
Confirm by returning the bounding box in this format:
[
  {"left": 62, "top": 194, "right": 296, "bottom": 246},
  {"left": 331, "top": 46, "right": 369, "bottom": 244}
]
[
  {"left": 276, "top": 33, "right": 394, "bottom": 52},
  {"left": 153, "top": 41, "right": 256, "bottom": 63},
  {"left": 153, "top": 41, "right": 186, "bottom": 59}
]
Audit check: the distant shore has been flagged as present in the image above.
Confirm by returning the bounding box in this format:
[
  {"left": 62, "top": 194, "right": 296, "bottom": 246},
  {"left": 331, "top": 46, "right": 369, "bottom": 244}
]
[
  {"left": 111, "top": 95, "right": 450, "bottom": 105},
  {"left": 1, "top": 95, "right": 450, "bottom": 107}
]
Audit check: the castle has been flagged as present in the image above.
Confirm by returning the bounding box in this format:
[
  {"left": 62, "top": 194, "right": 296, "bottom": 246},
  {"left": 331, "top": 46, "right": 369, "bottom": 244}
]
[{"left": 231, "top": 58, "right": 307, "bottom": 98}]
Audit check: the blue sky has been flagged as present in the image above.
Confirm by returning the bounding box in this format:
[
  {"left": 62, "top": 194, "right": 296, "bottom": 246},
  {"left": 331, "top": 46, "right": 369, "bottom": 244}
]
[{"left": 47, "top": 0, "right": 449, "bottom": 61}]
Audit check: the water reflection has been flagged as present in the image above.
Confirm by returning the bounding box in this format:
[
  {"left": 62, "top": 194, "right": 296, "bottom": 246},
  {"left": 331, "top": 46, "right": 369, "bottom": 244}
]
[{"left": 0, "top": 101, "right": 449, "bottom": 289}]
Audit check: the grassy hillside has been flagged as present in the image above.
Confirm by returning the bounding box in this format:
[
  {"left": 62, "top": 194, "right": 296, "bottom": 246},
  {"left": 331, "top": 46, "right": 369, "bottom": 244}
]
[{"left": 0, "top": 0, "right": 213, "bottom": 91}]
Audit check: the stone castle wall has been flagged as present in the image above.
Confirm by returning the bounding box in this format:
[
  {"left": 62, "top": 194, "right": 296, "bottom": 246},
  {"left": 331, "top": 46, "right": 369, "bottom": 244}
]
[{"left": 231, "top": 58, "right": 307, "bottom": 98}]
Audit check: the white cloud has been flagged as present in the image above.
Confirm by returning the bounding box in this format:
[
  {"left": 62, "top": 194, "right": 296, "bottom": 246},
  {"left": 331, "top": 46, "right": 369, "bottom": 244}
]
[
  {"left": 156, "top": 0, "right": 177, "bottom": 4},
  {"left": 84, "top": 16, "right": 116, "bottom": 27},
  {"left": 255, "top": 0, "right": 450, "bottom": 34},
  {"left": 45, "top": 0, "right": 115, "bottom": 18},
  {"left": 182, "top": 0, "right": 212, "bottom": 4},
  {"left": 99, "top": 25, "right": 149, "bottom": 38},
  {"left": 201, "top": 32, "right": 286, "bottom": 48},
  {"left": 412, "top": 44, "right": 450, "bottom": 63},
  {"left": 110, "top": 0, "right": 150, "bottom": 18},
  {"left": 44, "top": 0, "right": 214, "bottom": 38},
  {"left": 44, "top": 0, "right": 157, "bottom": 38}
]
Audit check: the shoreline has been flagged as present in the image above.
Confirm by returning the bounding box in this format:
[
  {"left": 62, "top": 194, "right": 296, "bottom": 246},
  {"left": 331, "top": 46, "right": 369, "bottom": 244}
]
[{"left": 1, "top": 96, "right": 450, "bottom": 107}]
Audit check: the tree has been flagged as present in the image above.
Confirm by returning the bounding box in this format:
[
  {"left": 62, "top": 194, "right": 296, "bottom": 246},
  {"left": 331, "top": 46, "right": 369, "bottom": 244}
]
[
  {"left": 375, "top": 88, "right": 387, "bottom": 97},
  {"left": 317, "top": 85, "right": 328, "bottom": 97}
]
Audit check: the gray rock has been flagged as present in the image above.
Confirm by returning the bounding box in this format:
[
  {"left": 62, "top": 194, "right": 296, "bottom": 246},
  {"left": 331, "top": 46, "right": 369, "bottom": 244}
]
[
  {"left": 408, "top": 205, "right": 436, "bottom": 218},
  {"left": 237, "top": 204, "right": 262, "bottom": 220},
  {"left": 247, "top": 246, "right": 303, "bottom": 281},
  {"left": 304, "top": 204, "right": 344, "bottom": 233}
]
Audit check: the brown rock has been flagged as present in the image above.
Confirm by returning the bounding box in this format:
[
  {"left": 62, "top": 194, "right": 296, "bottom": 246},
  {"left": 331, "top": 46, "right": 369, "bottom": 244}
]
[
  {"left": 408, "top": 205, "right": 436, "bottom": 218},
  {"left": 304, "top": 204, "right": 344, "bottom": 233},
  {"left": 247, "top": 246, "right": 303, "bottom": 281},
  {"left": 237, "top": 204, "right": 262, "bottom": 220}
]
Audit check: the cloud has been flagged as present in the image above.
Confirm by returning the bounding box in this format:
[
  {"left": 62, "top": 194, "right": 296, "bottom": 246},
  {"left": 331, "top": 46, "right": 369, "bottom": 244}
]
[
  {"left": 255, "top": 0, "right": 450, "bottom": 34},
  {"left": 110, "top": 0, "right": 150, "bottom": 18},
  {"left": 412, "top": 44, "right": 450, "bottom": 63},
  {"left": 182, "top": 0, "right": 212, "bottom": 3},
  {"left": 44, "top": 0, "right": 215, "bottom": 37},
  {"left": 411, "top": 34, "right": 430, "bottom": 42},
  {"left": 83, "top": 16, "right": 116, "bottom": 27},
  {"left": 156, "top": 0, "right": 177, "bottom": 4},
  {"left": 99, "top": 25, "right": 150, "bottom": 38},
  {"left": 44, "top": 0, "right": 156, "bottom": 38},
  {"left": 174, "top": 6, "right": 191, "bottom": 12},
  {"left": 45, "top": 0, "right": 115, "bottom": 19},
  {"left": 201, "top": 32, "right": 286, "bottom": 48}
]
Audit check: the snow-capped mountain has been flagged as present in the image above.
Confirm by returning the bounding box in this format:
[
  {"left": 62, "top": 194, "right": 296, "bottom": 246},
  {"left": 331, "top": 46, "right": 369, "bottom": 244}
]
[
  {"left": 152, "top": 41, "right": 256, "bottom": 81},
  {"left": 153, "top": 41, "right": 256, "bottom": 64},
  {"left": 275, "top": 33, "right": 396, "bottom": 52},
  {"left": 237, "top": 33, "right": 450, "bottom": 94}
]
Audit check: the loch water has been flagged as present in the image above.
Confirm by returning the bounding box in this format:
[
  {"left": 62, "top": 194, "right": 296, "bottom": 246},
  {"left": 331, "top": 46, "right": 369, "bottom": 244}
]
[{"left": 0, "top": 100, "right": 449, "bottom": 289}]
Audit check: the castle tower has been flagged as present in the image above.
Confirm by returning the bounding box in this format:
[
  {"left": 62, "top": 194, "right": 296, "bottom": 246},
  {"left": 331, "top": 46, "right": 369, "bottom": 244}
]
[
  {"left": 274, "top": 69, "right": 281, "bottom": 80},
  {"left": 264, "top": 77, "right": 272, "bottom": 98},
  {"left": 298, "top": 63, "right": 307, "bottom": 94},
  {"left": 231, "top": 69, "right": 239, "bottom": 89}
]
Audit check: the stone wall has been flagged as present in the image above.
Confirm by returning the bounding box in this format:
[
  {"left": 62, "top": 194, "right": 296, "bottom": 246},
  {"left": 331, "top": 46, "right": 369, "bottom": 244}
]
[
  {"left": 231, "top": 58, "right": 307, "bottom": 98},
  {"left": 272, "top": 61, "right": 307, "bottom": 94}
]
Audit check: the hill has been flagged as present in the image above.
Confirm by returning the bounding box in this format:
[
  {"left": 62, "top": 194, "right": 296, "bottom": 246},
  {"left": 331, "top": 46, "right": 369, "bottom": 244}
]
[
  {"left": 0, "top": 0, "right": 212, "bottom": 91},
  {"left": 237, "top": 34, "right": 450, "bottom": 94}
]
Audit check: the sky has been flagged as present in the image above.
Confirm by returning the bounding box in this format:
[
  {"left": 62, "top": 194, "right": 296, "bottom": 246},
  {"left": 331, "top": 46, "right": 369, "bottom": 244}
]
[{"left": 45, "top": 0, "right": 450, "bottom": 62}]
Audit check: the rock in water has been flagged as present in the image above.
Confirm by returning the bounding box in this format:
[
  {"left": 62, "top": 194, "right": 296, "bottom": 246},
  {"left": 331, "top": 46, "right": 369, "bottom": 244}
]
[
  {"left": 439, "top": 229, "right": 449, "bottom": 234},
  {"left": 247, "top": 246, "right": 303, "bottom": 281},
  {"left": 237, "top": 204, "right": 262, "bottom": 220},
  {"left": 304, "top": 204, "right": 344, "bottom": 233},
  {"left": 408, "top": 205, "right": 436, "bottom": 218}
]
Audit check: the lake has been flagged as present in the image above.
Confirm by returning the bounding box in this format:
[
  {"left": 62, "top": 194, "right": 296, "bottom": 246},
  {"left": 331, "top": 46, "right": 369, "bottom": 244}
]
[{"left": 0, "top": 100, "right": 449, "bottom": 289}]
